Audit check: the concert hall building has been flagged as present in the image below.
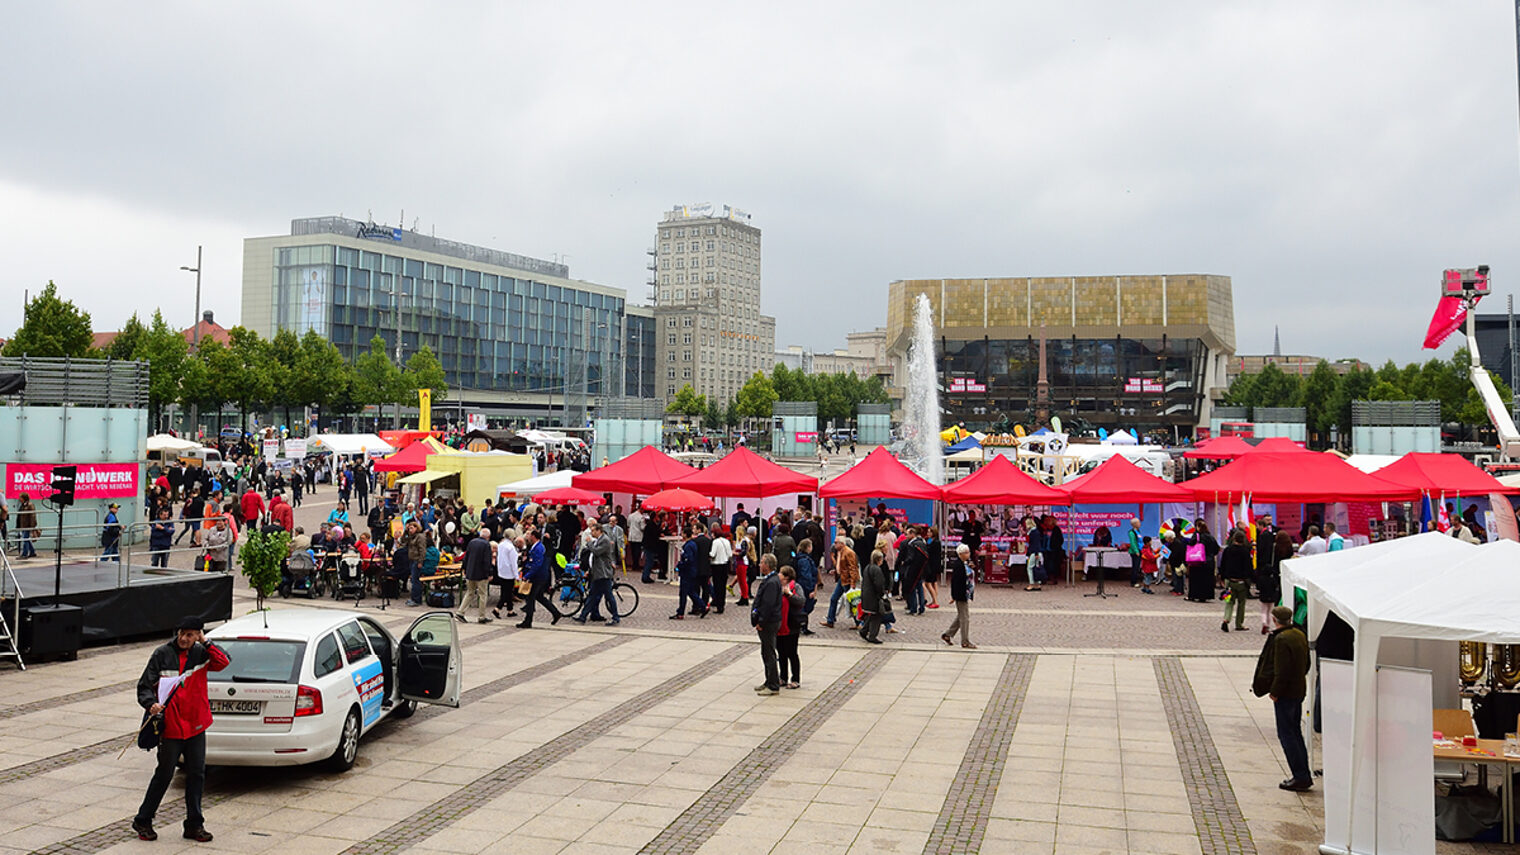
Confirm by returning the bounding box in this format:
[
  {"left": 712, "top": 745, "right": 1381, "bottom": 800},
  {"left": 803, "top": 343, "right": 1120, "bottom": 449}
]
[{"left": 885, "top": 275, "right": 1236, "bottom": 438}]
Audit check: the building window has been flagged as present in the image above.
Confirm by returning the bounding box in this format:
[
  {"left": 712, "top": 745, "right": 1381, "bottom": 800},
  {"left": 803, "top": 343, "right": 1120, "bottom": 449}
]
[
  {"left": 667, "top": 334, "right": 676, "bottom": 345},
  {"left": 683, "top": 350, "right": 692, "bottom": 361},
  {"left": 667, "top": 318, "right": 677, "bottom": 328},
  {"left": 667, "top": 368, "right": 676, "bottom": 379}
]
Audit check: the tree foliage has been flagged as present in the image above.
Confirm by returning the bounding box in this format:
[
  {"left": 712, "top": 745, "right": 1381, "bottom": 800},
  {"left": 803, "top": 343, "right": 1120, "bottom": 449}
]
[
  {"left": 666, "top": 384, "right": 706, "bottom": 417},
  {"left": 404, "top": 346, "right": 448, "bottom": 402},
  {"left": 3, "top": 281, "right": 94, "bottom": 358},
  {"left": 353, "top": 335, "right": 404, "bottom": 410},
  {"left": 735, "top": 371, "right": 778, "bottom": 419},
  {"left": 767, "top": 365, "right": 889, "bottom": 425}
]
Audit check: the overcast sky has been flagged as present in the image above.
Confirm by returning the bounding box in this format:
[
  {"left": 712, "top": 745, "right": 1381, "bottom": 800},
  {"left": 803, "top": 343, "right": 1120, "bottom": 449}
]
[{"left": 4, "top": 2, "right": 1520, "bottom": 367}]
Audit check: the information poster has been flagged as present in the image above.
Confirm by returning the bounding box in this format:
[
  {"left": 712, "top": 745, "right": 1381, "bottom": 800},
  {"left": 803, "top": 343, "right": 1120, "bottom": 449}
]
[{"left": 284, "top": 438, "right": 306, "bottom": 459}]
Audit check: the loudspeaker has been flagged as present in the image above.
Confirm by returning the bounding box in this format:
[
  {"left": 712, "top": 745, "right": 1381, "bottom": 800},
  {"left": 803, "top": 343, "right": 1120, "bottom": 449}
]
[{"left": 22, "top": 604, "right": 83, "bottom": 658}]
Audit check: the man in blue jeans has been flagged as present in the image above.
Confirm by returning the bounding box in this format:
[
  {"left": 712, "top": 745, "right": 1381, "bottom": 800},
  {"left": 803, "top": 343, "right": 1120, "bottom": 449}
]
[
  {"left": 1254, "top": 604, "right": 1313, "bottom": 790},
  {"left": 575, "top": 522, "right": 620, "bottom": 626}
]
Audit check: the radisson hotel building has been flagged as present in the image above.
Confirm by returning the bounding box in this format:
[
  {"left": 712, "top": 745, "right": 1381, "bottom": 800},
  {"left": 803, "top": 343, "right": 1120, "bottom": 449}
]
[
  {"left": 242, "top": 217, "right": 655, "bottom": 422},
  {"left": 885, "top": 275, "right": 1236, "bottom": 436}
]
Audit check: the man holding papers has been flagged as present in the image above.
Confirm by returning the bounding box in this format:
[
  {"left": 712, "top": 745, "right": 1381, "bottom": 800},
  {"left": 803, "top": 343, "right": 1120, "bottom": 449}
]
[{"left": 133, "top": 617, "right": 230, "bottom": 842}]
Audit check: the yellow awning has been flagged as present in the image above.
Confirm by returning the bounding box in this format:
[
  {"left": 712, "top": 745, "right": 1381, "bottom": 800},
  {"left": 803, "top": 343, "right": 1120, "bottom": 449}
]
[{"left": 398, "top": 470, "right": 453, "bottom": 485}]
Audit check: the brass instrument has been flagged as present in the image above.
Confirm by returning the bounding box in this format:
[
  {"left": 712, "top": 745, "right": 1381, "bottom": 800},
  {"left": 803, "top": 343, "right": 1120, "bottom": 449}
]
[
  {"left": 1460, "top": 641, "right": 1487, "bottom": 684},
  {"left": 1497, "top": 645, "right": 1520, "bottom": 689}
]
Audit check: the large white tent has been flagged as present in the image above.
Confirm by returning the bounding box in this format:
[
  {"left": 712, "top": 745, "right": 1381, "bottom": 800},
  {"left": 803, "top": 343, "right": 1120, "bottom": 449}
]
[
  {"left": 497, "top": 469, "right": 575, "bottom": 498},
  {"left": 308, "top": 433, "right": 394, "bottom": 456},
  {"left": 145, "top": 433, "right": 202, "bottom": 453},
  {"left": 1280, "top": 534, "right": 1517, "bottom": 854}
]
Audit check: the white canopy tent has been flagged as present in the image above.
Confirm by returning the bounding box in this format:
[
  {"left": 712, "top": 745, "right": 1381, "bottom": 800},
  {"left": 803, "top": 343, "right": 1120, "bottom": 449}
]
[
  {"left": 1280, "top": 534, "right": 1515, "bottom": 854},
  {"left": 497, "top": 469, "right": 576, "bottom": 498},
  {"left": 308, "top": 433, "right": 394, "bottom": 456},
  {"left": 146, "top": 434, "right": 202, "bottom": 453}
]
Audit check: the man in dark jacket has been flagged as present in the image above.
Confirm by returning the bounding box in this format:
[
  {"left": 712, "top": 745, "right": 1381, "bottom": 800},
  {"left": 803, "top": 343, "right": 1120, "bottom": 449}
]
[
  {"left": 770, "top": 522, "right": 796, "bottom": 570},
  {"left": 516, "top": 530, "right": 562, "bottom": 628},
  {"left": 899, "top": 528, "right": 928, "bottom": 615},
  {"left": 555, "top": 506, "right": 581, "bottom": 565},
  {"left": 858, "top": 550, "right": 888, "bottom": 644},
  {"left": 134, "top": 618, "right": 231, "bottom": 842},
  {"left": 456, "top": 531, "right": 495, "bottom": 623},
  {"left": 941, "top": 544, "right": 976, "bottom": 648},
  {"left": 1253, "top": 605, "right": 1312, "bottom": 791},
  {"left": 750, "top": 554, "right": 782, "bottom": 695},
  {"left": 575, "top": 522, "right": 619, "bottom": 625},
  {"left": 692, "top": 525, "right": 713, "bottom": 614}
]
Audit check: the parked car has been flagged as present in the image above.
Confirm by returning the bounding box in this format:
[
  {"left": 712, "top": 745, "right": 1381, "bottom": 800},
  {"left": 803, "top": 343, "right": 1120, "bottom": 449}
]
[{"left": 204, "top": 608, "right": 461, "bottom": 771}]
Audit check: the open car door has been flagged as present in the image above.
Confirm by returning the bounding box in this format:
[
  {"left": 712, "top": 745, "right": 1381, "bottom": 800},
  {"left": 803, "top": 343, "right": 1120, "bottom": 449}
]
[{"left": 397, "top": 611, "right": 462, "bottom": 707}]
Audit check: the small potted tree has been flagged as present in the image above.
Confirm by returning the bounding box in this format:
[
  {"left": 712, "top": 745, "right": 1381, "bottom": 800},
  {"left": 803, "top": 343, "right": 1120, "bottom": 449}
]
[{"left": 239, "top": 529, "right": 290, "bottom": 613}]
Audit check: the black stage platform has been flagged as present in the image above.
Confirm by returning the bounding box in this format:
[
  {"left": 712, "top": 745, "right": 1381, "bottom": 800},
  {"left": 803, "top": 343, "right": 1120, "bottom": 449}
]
[{"left": 3, "top": 560, "right": 232, "bottom": 645}]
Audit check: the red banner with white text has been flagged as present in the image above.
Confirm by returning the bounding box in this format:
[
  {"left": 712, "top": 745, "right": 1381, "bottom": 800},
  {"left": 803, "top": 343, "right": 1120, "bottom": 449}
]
[{"left": 5, "top": 463, "right": 140, "bottom": 500}]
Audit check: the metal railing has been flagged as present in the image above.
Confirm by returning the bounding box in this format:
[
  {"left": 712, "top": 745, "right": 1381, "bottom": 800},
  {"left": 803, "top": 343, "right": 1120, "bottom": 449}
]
[
  {"left": 0, "top": 546, "right": 23, "bottom": 669},
  {"left": 0, "top": 356, "right": 149, "bottom": 408}
]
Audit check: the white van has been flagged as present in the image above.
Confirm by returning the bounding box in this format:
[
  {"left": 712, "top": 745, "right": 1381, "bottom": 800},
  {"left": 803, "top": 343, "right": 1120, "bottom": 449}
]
[{"left": 147, "top": 447, "right": 235, "bottom": 476}]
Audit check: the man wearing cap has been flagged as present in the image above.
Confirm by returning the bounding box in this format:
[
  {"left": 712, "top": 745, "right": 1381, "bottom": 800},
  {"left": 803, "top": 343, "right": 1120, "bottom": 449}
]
[
  {"left": 133, "top": 617, "right": 230, "bottom": 842},
  {"left": 101, "top": 503, "right": 124, "bottom": 562},
  {"left": 1253, "top": 604, "right": 1313, "bottom": 791}
]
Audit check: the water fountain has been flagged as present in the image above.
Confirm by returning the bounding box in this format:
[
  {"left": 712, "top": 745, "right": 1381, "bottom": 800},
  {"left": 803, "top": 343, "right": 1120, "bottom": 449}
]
[{"left": 902, "top": 293, "right": 944, "bottom": 485}]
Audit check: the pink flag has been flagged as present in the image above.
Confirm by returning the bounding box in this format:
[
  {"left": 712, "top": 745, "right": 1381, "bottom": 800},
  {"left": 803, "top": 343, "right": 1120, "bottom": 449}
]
[{"left": 1423, "top": 296, "right": 1473, "bottom": 349}]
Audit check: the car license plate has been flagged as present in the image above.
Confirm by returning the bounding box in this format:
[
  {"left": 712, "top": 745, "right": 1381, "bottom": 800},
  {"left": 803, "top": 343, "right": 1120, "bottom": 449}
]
[{"left": 210, "top": 700, "right": 261, "bottom": 714}]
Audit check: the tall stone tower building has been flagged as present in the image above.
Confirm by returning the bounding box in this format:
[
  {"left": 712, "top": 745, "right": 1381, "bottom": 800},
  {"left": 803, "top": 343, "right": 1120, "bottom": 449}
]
[{"left": 649, "top": 204, "right": 776, "bottom": 406}]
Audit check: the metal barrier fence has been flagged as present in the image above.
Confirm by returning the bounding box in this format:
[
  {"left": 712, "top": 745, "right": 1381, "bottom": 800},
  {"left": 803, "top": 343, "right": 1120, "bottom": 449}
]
[{"left": 0, "top": 516, "right": 242, "bottom": 590}]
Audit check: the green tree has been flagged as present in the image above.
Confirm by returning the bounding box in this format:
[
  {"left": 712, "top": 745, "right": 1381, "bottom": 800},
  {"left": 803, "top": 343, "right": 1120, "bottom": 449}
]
[
  {"left": 106, "top": 314, "right": 147, "bottom": 360},
  {"left": 267, "top": 328, "right": 301, "bottom": 427},
  {"left": 3, "top": 281, "right": 94, "bottom": 358},
  {"left": 218, "top": 327, "right": 275, "bottom": 432},
  {"left": 404, "top": 346, "right": 449, "bottom": 402},
  {"left": 1330, "top": 365, "right": 1374, "bottom": 440},
  {"left": 735, "top": 371, "right": 779, "bottom": 420},
  {"left": 295, "top": 331, "right": 348, "bottom": 414},
  {"left": 353, "top": 335, "right": 403, "bottom": 412},
  {"left": 666, "top": 384, "right": 706, "bottom": 418},
  {"left": 180, "top": 339, "right": 225, "bottom": 430},
  {"left": 1252, "top": 362, "right": 1303, "bottom": 408},
  {"left": 138, "top": 310, "right": 188, "bottom": 429},
  {"left": 1299, "top": 361, "right": 1341, "bottom": 446},
  {"left": 1223, "top": 371, "right": 1260, "bottom": 407}
]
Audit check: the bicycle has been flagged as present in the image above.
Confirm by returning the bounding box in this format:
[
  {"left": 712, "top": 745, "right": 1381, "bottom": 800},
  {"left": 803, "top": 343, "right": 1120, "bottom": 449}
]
[{"left": 555, "top": 561, "right": 640, "bottom": 618}]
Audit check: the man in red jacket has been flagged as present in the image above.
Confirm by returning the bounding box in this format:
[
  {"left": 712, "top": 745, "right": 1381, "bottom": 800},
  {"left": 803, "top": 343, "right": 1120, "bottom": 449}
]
[
  {"left": 239, "top": 487, "right": 265, "bottom": 529},
  {"left": 133, "top": 617, "right": 230, "bottom": 842},
  {"left": 269, "top": 493, "right": 294, "bottom": 532}
]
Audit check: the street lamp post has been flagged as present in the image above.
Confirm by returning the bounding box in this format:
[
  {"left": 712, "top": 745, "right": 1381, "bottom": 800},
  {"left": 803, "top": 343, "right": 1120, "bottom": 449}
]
[{"left": 180, "top": 246, "right": 202, "bottom": 437}]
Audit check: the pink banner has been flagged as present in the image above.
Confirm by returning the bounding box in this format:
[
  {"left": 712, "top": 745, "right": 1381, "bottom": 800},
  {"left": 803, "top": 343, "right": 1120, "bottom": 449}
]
[{"left": 6, "top": 463, "right": 140, "bottom": 500}]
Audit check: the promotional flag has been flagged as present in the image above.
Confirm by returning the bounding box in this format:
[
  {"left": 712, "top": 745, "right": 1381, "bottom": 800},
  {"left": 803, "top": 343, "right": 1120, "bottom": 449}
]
[
  {"left": 1423, "top": 295, "right": 1480, "bottom": 349},
  {"left": 1420, "top": 495, "right": 1434, "bottom": 533}
]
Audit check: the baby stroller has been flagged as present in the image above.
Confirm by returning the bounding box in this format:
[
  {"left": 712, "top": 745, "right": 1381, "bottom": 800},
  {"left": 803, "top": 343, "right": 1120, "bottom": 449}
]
[
  {"left": 283, "top": 551, "right": 323, "bottom": 599},
  {"left": 842, "top": 588, "right": 863, "bottom": 630},
  {"left": 334, "top": 552, "right": 365, "bottom": 602}
]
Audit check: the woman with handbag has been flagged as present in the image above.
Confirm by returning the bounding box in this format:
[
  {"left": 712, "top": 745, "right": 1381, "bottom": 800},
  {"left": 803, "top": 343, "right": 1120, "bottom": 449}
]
[{"left": 1185, "top": 520, "right": 1219, "bottom": 603}]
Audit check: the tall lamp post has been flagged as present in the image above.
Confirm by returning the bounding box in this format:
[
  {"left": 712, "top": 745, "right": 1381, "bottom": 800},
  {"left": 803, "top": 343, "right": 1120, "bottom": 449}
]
[
  {"left": 180, "top": 246, "right": 202, "bottom": 437},
  {"left": 582, "top": 317, "right": 608, "bottom": 426}
]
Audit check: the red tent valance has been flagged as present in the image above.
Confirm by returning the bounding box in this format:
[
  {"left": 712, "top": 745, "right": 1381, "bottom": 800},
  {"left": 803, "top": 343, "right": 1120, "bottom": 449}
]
[{"left": 1181, "top": 435, "right": 1255, "bottom": 460}]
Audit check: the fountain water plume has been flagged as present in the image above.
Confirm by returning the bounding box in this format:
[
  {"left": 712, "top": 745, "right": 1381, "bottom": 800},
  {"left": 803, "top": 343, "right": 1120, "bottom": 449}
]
[{"left": 903, "top": 293, "right": 944, "bottom": 485}]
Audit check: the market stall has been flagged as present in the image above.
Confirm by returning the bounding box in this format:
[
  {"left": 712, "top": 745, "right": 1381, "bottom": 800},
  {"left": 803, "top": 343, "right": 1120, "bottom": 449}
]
[
  {"left": 669, "top": 446, "right": 817, "bottom": 525},
  {"left": 940, "top": 454, "right": 1069, "bottom": 583},
  {"left": 819, "top": 447, "right": 941, "bottom": 544}
]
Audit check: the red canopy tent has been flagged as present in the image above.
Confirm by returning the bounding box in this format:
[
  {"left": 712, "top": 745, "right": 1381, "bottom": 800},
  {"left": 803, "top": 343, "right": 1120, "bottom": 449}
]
[
  {"left": 1372, "top": 452, "right": 1510, "bottom": 498},
  {"left": 533, "top": 486, "right": 606, "bottom": 506},
  {"left": 571, "top": 446, "right": 697, "bottom": 494},
  {"left": 940, "top": 454, "right": 1069, "bottom": 505},
  {"left": 1182, "top": 451, "right": 1412, "bottom": 503},
  {"left": 1181, "top": 435, "right": 1255, "bottom": 460},
  {"left": 377, "top": 429, "right": 439, "bottom": 449},
  {"left": 818, "top": 447, "right": 941, "bottom": 500},
  {"left": 1059, "top": 455, "right": 1194, "bottom": 503},
  {"left": 670, "top": 446, "right": 817, "bottom": 497},
  {"left": 373, "top": 437, "right": 450, "bottom": 473}
]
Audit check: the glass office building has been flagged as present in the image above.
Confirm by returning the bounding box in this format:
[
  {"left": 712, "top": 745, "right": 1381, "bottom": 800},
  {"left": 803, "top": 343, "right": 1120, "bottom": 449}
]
[
  {"left": 885, "top": 275, "right": 1236, "bottom": 435},
  {"left": 244, "top": 218, "right": 650, "bottom": 418}
]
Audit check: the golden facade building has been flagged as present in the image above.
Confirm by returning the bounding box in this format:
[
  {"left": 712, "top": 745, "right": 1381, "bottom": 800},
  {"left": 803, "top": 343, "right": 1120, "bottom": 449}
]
[{"left": 886, "top": 275, "right": 1236, "bottom": 434}]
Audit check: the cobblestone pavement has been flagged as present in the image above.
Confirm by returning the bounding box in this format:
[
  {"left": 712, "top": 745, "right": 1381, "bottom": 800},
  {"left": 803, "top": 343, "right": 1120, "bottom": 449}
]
[{"left": 5, "top": 493, "right": 1513, "bottom": 854}]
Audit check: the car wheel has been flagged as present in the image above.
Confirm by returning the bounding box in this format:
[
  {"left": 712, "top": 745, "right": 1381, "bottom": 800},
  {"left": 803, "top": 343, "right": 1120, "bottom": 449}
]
[
  {"left": 328, "top": 708, "right": 361, "bottom": 772},
  {"left": 390, "top": 698, "right": 417, "bottom": 719}
]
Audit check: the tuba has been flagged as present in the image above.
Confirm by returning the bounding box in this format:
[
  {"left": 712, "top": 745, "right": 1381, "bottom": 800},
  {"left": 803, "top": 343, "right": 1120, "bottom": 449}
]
[
  {"left": 1497, "top": 645, "right": 1520, "bottom": 689},
  {"left": 1460, "top": 641, "right": 1487, "bottom": 685}
]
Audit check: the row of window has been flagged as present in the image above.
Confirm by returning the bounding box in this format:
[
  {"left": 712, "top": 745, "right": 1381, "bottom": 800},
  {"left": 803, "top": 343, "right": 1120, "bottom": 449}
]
[{"left": 659, "top": 225, "right": 758, "bottom": 243}]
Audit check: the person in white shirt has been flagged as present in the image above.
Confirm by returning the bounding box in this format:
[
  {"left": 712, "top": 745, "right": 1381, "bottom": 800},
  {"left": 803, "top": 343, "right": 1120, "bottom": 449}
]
[
  {"left": 1324, "top": 522, "right": 1346, "bottom": 552},
  {"left": 627, "top": 505, "right": 646, "bottom": 578},
  {"left": 1296, "top": 526, "right": 1328, "bottom": 557},
  {"left": 492, "top": 536, "right": 521, "bottom": 620},
  {"left": 708, "top": 524, "right": 734, "bottom": 615}
]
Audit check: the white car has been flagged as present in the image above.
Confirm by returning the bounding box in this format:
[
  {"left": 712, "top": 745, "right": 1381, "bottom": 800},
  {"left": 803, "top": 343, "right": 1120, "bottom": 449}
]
[{"left": 204, "top": 608, "right": 462, "bottom": 771}]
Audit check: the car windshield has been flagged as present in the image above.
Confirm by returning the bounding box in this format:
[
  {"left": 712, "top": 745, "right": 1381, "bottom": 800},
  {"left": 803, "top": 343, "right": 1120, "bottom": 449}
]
[{"left": 207, "top": 639, "right": 306, "bottom": 684}]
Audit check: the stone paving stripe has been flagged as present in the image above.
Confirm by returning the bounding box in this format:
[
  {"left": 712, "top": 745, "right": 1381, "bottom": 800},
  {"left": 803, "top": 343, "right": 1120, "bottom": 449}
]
[
  {"left": 0, "top": 617, "right": 525, "bottom": 782},
  {"left": 339, "top": 641, "right": 749, "bottom": 855},
  {"left": 30, "top": 633, "right": 635, "bottom": 855},
  {"left": 0, "top": 679, "right": 138, "bottom": 721},
  {"left": 921, "top": 653, "right": 1036, "bottom": 855},
  {"left": 636, "top": 648, "right": 891, "bottom": 855},
  {"left": 1153, "top": 656, "right": 1257, "bottom": 855}
]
